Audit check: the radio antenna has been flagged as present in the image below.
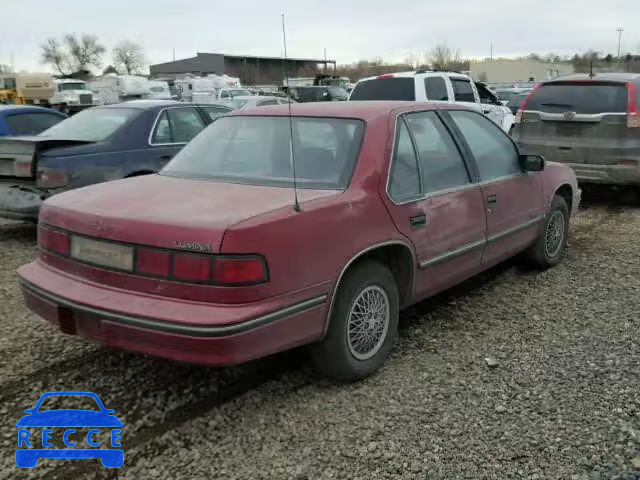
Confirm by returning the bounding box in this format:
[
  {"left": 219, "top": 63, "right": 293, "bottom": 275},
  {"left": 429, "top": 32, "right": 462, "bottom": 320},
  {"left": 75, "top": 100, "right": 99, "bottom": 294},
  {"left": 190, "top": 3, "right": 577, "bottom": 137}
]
[{"left": 281, "top": 13, "right": 301, "bottom": 212}]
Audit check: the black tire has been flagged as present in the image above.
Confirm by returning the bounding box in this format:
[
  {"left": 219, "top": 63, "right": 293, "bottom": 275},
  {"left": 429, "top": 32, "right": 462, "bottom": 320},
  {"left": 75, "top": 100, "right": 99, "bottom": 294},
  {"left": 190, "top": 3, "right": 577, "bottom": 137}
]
[
  {"left": 310, "top": 261, "right": 399, "bottom": 382},
  {"left": 524, "top": 194, "right": 569, "bottom": 269}
]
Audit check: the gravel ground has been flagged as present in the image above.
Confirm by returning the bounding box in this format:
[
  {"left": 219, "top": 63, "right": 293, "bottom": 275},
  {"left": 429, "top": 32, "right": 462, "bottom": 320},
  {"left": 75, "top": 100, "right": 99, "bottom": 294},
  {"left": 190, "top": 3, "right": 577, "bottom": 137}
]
[{"left": 0, "top": 190, "right": 639, "bottom": 480}]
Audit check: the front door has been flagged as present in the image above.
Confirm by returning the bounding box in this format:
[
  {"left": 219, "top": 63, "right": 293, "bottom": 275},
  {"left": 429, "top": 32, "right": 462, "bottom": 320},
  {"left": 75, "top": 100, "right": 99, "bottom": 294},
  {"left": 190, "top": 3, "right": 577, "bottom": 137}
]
[
  {"left": 446, "top": 110, "right": 543, "bottom": 264},
  {"left": 382, "top": 111, "right": 487, "bottom": 298}
]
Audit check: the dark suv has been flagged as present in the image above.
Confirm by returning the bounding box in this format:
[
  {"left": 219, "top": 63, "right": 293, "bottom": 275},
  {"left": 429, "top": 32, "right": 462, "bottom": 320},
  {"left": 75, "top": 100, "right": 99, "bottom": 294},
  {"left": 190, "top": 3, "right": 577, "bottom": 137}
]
[{"left": 514, "top": 73, "right": 640, "bottom": 188}]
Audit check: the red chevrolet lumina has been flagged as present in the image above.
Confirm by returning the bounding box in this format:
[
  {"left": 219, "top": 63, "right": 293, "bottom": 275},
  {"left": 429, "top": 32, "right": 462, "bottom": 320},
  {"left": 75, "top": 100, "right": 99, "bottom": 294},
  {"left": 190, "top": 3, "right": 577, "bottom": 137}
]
[{"left": 18, "top": 102, "right": 579, "bottom": 381}]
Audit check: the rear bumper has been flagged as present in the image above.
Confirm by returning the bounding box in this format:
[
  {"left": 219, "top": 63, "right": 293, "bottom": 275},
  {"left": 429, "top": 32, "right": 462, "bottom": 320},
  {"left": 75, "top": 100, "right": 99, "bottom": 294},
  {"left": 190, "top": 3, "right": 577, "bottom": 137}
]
[
  {"left": 0, "top": 183, "right": 46, "bottom": 221},
  {"left": 18, "top": 261, "right": 328, "bottom": 366},
  {"left": 566, "top": 163, "right": 640, "bottom": 186}
]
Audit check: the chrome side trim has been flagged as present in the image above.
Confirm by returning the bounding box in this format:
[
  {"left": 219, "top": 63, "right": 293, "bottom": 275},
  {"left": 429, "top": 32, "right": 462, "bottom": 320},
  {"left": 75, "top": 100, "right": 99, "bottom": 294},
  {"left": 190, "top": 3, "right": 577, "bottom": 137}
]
[
  {"left": 487, "top": 216, "right": 543, "bottom": 244},
  {"left": 147, "top": 106, "right": 203, "bottom": 147},
  {"left": 419, "top": 238, "right": 485, "bottom": 269},
  {"left": 323, "top": 240, "right": 417, "bottom": 336},
  {"left": 21, "top": 280, "right": 327, "bottom": 338}
]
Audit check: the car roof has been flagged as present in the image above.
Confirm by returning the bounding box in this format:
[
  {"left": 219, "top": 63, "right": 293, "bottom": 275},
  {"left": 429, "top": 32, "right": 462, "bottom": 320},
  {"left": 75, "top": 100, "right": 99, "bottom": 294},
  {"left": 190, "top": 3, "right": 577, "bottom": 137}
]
[
  {"left": 230, "top": 101, "right": 466, "bottom": 121},
  {"left": 99, "top": 100, "right": 184, "bottom": 110},
  {"left": 0, "top": 105, "right": 65, "bottom": 116},
  {"left": 544, "top": 73, "right": 640, "bottom": 84},
  {"left": 357, "top": 70, "right": 471, "bottom": 83}
]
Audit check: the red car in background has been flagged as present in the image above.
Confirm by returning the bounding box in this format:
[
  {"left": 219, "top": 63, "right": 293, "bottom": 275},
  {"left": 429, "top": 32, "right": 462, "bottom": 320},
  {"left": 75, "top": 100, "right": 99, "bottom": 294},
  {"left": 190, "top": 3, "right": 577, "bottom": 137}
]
[{"left": 18, "top": 102, "right": 579, "bottom": 381}]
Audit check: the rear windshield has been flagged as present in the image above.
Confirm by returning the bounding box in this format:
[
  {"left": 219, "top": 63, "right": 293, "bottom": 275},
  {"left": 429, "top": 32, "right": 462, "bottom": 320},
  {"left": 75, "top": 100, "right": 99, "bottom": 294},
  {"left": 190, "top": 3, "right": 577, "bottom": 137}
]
[
  {"left": 40, "top": 108, "right": 140, "bottom": 141},
  {"left": 349, "top": 78, "right": 415, "bottom": 101},
  {"left": 526, "top": 83, "right": 629, "bottom": 114},
  {"left": 162, "top": 116, "right": 365, "bottom": 190}
]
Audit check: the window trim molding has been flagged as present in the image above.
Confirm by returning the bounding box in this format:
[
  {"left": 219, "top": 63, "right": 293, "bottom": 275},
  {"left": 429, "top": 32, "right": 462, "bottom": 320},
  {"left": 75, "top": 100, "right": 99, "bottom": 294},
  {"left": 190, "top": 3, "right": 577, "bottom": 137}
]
[{"left": 148, "top": 106, "right": 205, "bottom": 147}]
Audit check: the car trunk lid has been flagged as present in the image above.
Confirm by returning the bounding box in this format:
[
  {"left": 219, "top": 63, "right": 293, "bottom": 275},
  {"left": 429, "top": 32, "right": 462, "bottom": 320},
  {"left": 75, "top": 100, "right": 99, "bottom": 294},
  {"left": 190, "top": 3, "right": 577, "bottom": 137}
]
[
  {"left": 40, "top": 173, "right": 339, "bottom": 254},
  {"left": 0, "top": 137, "right": 93, "bottom": 181}
]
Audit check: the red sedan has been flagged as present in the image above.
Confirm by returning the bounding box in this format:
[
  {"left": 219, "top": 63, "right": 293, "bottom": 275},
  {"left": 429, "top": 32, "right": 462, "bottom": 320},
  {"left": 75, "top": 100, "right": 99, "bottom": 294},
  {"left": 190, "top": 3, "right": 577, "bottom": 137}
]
[{"left": 18, "top": 102, "right": 579, "bottom": 381}]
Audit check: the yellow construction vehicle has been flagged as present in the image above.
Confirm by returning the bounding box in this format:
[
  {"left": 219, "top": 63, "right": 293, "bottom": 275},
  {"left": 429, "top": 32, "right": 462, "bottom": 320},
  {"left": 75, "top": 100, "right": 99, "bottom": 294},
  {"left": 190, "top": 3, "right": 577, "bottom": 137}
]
[{"left": 0, "top": 88, "right": 25, "bottom": 104}]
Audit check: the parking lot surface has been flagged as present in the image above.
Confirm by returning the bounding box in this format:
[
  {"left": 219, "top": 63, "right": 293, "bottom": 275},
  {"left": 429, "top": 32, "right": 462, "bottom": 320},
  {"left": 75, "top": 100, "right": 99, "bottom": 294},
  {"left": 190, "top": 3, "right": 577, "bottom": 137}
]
[{"left": 1, "top": 191, "right": 639, "bottom": 480}]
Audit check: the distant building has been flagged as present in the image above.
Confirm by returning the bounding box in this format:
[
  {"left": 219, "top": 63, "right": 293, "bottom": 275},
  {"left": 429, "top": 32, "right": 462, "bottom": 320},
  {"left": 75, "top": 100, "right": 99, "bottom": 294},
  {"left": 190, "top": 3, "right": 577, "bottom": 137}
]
[
  {"left": 150, "top": 52, "right": 335, "bottom": 85},
  {"left": 469, "top": 59, "right": 574, "bottom": 84}
]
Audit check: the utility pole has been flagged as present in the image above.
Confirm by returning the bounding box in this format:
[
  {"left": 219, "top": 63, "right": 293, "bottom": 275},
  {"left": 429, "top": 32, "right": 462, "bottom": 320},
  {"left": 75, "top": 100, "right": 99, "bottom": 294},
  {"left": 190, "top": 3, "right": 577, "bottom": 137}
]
[
  {"left": 172, "top": 48, "right": 176, "bottom": 62},
  {"left": 490, "top": 42, "right": 493, "bottom": 60},
  {"left": 324, "top": 47, "right": 327, "bottom": 72},
  {"left": 617, "top": 27, "right": 624, "bottom": 58}
]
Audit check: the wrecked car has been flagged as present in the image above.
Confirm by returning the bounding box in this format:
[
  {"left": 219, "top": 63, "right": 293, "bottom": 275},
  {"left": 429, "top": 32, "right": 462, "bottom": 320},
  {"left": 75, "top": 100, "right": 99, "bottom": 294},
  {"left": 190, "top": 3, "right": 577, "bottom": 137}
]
[{"left": 0, "top": 100, "right": 232, "bottom": 221}]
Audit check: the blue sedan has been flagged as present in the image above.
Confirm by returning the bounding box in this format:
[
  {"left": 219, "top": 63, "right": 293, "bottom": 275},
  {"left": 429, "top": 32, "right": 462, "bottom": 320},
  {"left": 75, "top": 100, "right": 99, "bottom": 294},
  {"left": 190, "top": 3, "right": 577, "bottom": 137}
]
[
  {"left": 0, "top": 105, "right": 67, "bottom": 136},
  {"left": 0, "top": 100, "right": 232, "bottom": 221}
]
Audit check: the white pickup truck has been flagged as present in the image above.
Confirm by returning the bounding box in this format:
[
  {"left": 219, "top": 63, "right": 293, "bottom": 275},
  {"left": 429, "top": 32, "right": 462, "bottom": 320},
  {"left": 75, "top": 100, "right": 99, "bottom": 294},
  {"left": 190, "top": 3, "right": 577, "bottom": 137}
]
[{"left": 348, "top": 70, "right": 515, "bottom": 133}]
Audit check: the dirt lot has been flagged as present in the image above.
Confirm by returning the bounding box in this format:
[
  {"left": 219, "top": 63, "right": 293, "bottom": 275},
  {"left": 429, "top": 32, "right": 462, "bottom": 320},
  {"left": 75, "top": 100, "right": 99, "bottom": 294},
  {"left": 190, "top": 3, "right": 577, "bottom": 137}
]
[{"left": 1, "top": 190, "right": 639, "bottom": 480}]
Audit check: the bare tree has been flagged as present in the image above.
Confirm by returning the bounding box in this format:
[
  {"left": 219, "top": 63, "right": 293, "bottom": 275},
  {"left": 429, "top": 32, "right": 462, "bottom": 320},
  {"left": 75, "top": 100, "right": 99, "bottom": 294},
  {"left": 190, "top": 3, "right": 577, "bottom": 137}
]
[
  {"left": 64, "top": 33, "right": 106, "bottom": 70},
  {"left": 430, "top": 43, "right": 463, "bottom": 71},
  {"left": 112, "top": 40, "right": 146, "bottom": 75},
  {"left": 40, "top": 38, "right": 72, "bottom": 75}
]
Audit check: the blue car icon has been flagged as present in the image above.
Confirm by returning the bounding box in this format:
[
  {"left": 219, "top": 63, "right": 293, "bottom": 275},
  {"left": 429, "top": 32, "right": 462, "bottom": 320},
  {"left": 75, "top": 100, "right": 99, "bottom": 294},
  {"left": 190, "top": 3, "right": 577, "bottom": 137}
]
[{"left": 16, "top": 391, "right": 123, "bottom": 468}]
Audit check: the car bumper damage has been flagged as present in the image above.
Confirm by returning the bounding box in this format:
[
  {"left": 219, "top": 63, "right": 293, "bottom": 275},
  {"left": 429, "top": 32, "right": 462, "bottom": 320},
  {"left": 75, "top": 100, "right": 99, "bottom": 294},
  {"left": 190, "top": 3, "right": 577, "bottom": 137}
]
[
  {"left": 18, "top": 261, "right": 328, "bottom": 366},
  {"left": 0, "top": 183, "right": 48, "bottom": 221}
]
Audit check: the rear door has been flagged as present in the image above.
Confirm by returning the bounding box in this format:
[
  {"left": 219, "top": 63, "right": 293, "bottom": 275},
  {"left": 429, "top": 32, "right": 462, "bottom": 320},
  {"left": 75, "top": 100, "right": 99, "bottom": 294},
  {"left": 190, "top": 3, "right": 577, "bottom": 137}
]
[
  {"left": 446, "top": 110, "right": 543, "bottom": 264},
  {"left": 382, "top": 110, "right": 486, "bottom": 297},
  {"left": 449, "top": 77, "right": 481, "bottom": 113},
  {"left": 516, "top": 81, "right": 631, "bottom": 168}
]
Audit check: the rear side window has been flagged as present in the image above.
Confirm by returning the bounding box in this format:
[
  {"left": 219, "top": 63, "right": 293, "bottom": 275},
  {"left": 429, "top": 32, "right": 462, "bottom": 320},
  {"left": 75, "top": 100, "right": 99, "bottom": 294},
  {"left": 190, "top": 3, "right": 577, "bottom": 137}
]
[
  {"left": 350, "top": 78, "right": 415, "bottom": 101},
  {"left": 405, "top": 111, "right": 469, "bottom": 193},
  {"left": 424, "top": 77, "right": 448, "bottom": 101},
  {"left": 451, "top": 79, "right": 475, "bottom": 102},
  {"left": 388, "top": 122, "right": 420, "bottom": 201},
  {"left": 152, "top": 108, "right": 205, "bottom": 144},
  {"left": 526, "top": 83, "right": 628, "bottom": 114},
  {"left": 5, "top": 112, "right": 64, "bottom": 135}
]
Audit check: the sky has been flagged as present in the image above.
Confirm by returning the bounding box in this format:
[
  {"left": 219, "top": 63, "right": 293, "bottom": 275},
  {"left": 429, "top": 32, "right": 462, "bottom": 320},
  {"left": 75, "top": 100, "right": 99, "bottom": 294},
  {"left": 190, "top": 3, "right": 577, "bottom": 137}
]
[{"left": 2, "top": 0, "right": 639, "bottom": 73}]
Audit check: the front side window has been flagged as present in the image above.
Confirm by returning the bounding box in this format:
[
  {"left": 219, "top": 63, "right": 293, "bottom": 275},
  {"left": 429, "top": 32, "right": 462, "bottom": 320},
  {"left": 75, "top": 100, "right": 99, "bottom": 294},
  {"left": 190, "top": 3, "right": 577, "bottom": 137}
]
[
  {"left": 451, "top": 79, "right": 476, "bottom": 102},
  {"left": 388, "top": 121, "right": 420, "bottom": 202},
  {"left": 162, "top": 116, "right": 364, "bottom": 190},
  {"left": 40, "top": 108, "right": 139, "bottom": 141},
  {"left": 449, "top": 110, "right": 521, "bottom": 181},
  {"left": 424, "top": 77, "right": 448, "bottom": 101},
  {"left": 405, "top": 111, "right": 469, "bottom": 193}
]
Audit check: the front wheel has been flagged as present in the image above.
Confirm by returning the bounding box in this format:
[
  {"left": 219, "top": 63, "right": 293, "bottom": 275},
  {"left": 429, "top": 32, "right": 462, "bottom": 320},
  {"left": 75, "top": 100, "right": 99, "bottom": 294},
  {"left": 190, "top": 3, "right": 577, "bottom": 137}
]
[
  {"left": 524, "top": 195, "right": 569, "bottom": 269},
  {"left": 310, "top": 261, "right": 399, "bottom": 382}
]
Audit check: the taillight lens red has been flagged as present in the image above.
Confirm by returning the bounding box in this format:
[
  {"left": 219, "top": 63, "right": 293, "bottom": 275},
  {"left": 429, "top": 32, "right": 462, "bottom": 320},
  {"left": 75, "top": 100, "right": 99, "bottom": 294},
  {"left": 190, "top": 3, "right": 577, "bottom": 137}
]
[
  {"left": 627, "top": 82, "right": 639, "bottom": 128},
  {"left": 515, "top": 84, "right": 542, "bottom": 124},
  {"left": 39, "top": 227, "right": 70, "bottom": 255},
  {"left": 172, "top": 253, "right": 211, "bottom": 282},
  {"left": 37, "top": 168, "right": 69, "bottom": 188},
  {"left": 377, "top": 74, "right": 394, "bottom": 80},
  {"left": 136, "top": 249, "right": 171, "bottom": 277},
  {"left": 213, "top": 257, "right": 268, "bottom": 285}
]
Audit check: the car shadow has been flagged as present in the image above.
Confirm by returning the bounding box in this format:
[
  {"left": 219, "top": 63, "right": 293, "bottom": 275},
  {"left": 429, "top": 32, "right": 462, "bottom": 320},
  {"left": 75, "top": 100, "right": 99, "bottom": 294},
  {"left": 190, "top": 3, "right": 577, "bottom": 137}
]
[{"left": 578, "top": 184, "right": 640, "bottom": 210}]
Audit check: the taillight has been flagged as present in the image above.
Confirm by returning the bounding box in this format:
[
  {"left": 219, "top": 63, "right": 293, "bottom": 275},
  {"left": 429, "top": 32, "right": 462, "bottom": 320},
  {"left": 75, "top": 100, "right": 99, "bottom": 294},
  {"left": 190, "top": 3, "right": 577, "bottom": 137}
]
[
  {"left": 172, "top": 253, "right": 211, "bottom": 282},
  {"left": 515, "top": 84, "right": 542, "bottom": 124},
  {"left": 14, "top": 159, "right": 33, "bottom": 177},
  {"left": 213, "top": 256, "right": 268, "bottom": 285},
  {"left": 37, "top": 168, "right": 69, "bottom": 188},
  {"left": 136, "top": 249, "right": 171, "bottom": 277},
  {"left": 627, "top": 82, "right": 639, "bottom": 128},
  {"left": 377, "top": 74, "right": 394, "bottom": 80},
  {"left": 39, "top": 227, "right": 70, "bottom": 255}
]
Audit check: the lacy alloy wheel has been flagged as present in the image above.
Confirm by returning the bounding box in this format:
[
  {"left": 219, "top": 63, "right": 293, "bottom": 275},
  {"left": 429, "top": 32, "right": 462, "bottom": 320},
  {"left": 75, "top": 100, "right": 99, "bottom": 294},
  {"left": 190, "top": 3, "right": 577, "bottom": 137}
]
[
  {"left": 544, "top": 210, "right": 565, "bottom": 258},
  {"left": 346, "top": 285, "right": 390, "bottom": 361}
]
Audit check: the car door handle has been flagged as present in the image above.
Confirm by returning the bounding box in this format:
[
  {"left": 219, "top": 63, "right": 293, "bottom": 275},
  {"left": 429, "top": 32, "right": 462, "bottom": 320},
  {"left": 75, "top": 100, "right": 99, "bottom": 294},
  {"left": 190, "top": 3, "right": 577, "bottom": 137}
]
[
  {"left": 409, "top": 214, "right": 427, "bottom": 229},
  {"left": 487, "top": 194, "right": 497, "bottom": 206}
]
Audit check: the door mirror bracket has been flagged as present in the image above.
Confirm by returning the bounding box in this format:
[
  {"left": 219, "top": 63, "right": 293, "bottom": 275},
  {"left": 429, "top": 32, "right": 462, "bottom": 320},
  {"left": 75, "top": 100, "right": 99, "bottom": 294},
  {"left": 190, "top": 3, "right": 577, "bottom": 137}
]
[{"left": 521, "top": 154, "right": 545, "bottom": 172}]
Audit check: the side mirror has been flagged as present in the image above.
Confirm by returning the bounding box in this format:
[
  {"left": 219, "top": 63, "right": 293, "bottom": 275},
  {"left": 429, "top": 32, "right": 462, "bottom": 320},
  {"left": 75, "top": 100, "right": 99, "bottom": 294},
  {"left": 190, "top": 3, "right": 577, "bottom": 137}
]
[{"left": 521, "top": 154, "right": 545, "bottom": 172}]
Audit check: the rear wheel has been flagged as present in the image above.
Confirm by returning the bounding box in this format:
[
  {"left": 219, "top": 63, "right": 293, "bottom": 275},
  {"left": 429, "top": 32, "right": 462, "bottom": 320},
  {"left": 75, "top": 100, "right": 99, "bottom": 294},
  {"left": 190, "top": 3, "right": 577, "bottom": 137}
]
[
  {"left": 311, "top": 261, "right": 399, "bottom": 382},
  {"left": 524, "top": 195, "right": 569, "bottom": 269}
]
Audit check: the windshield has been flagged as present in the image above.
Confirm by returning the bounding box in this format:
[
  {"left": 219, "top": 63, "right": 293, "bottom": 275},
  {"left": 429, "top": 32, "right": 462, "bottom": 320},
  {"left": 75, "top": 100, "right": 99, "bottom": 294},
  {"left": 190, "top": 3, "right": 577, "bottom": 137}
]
[
  {"left": 230, "top": 89, "right": 252, "bottom": 97},
  {"left": 162, "top": 116, "right": 365, "bottom": 189},
  {"left": 350, "top": 78, "right": 415, "bottom": 101},
  {"left": 328, "top": 86, "right": 349, "bottom": 100},
  {"left": 526, "top": 83, "right": 629, "bottom": 114},
  {"left": 59, "top": 82, "right": 86, "bottom": 91},
  {"left": 40, "top": 107, "right": 140, "bottom": 141}
]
